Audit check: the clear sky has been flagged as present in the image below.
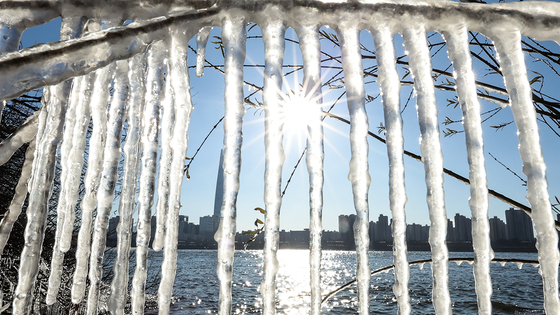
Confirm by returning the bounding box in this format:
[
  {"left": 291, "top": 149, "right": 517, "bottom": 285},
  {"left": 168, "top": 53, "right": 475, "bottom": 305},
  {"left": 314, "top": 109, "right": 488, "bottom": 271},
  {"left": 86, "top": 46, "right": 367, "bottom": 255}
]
[{"left": 19, "top": 1, "right": 560, "bottom": 233}]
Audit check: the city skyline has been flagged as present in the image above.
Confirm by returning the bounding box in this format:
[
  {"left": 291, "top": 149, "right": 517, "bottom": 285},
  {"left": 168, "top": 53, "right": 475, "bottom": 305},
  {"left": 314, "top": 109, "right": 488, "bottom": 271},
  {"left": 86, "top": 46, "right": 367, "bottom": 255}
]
[{"left": 108, "top": 206, "right": 537, "bottom": 251}]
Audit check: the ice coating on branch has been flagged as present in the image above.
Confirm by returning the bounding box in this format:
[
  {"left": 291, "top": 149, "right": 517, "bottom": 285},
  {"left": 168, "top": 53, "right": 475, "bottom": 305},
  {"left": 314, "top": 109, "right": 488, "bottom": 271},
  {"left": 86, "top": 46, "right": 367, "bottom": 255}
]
[
  {"left": 196, "top": 26, "right": 212, "bottom": 77},
  {"left": 372, "top": 25, "right": 410, "bottom": 315},
  {"left": 403, "top": 25, "right": 450, "bottom": 315},
  {"left": 0, "top": 139, "right": 34, "bottom": 256},
  {"left": 152, "top": 53, "right": 174, "bottom": 253},
  {"left": 71, "top": 62, "right": 114, "bottom": 303},
  {"left": 443, "top": 25, "right": 493, "bottom": 315},
  {"left": 87, "top": 59, "right": 128, "bottom": 315},
  {"left": 131, "top": 42, "right": 163, "bottom": 315},
  {"left": 108, "top": 57, "right": 144, "bottom": 315},
  {"left": 260, "top": 12, "right": 285, "bottom": 315},
  {"left": 295, "top": 21, "right": 324, "bottom": 315},
  {"left": 0, "top": 7, "right": 219, "bottom": 102},
  {"left": 0, "top": 111, "right": 38, "bottom": 166},
  {"left": 158, "top": 24, "right": 194, "bottom": 315},
  {"left": 0, "top": 24, "right": 22, "bottom": 54},
  {"left": 215, "top": 14, "right": 246, "bottom": 315},
  {"left": 492, "top": 29, "right": 560, "bottom": 314},
  {"left": 338, "top": 23, "right": 371, "bottom": 315}
]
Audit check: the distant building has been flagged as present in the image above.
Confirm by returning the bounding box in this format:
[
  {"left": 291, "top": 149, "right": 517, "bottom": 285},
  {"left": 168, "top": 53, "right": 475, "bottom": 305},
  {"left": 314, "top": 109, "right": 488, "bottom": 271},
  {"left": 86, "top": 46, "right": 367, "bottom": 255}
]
[
  {"left": 407, "top": 223, "right": 429, "bottom": 242},
  {"left": 178, "top": 215, "right": 188, "bottom": 241},
  {"left": 447, "top": 219, "right": 455, "bottom": 242},
  {"left": 199, "top": 215, "right": 220, "bottom": 240},
  {"left": 505, "top": 208, "right": 534, "bottom": 241},
  {"left": 454, "top": 214, "right": 472, "bottom": 241},
  {"left": 489, "top": 216, "right": 507, "bottom": 241},
  {"left": 339, "top": 214, "right": 356, "bottom": 249}
]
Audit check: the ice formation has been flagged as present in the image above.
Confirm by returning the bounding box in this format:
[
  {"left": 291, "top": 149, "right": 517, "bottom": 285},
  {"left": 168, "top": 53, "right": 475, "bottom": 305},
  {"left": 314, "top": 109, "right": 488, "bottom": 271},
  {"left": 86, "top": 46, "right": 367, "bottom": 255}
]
[
  {"left": 372, "top": 25, "right": 411, "bottom": 315},
  {"left": 0, "top": 1, "right": 559, "bottom": 315}
]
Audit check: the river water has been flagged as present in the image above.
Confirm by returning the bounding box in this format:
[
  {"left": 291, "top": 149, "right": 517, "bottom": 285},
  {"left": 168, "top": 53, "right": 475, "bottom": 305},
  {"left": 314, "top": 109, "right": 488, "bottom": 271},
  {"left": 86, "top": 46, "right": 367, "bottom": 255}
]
[{"left": 142, "top": 250, "right": 544, "bottom": 314}]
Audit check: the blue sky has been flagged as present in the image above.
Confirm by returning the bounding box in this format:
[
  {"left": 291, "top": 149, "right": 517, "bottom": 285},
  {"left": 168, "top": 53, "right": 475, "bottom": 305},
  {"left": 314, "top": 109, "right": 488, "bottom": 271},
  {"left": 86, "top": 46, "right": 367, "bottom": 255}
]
[{"left": 19, "top": 4, "right": 560, "bottom": 233}]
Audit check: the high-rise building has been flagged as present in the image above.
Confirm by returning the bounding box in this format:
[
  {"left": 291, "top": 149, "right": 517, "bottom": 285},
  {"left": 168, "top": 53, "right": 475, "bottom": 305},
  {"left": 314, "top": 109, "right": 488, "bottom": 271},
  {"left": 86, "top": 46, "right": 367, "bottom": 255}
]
[
  {"left": 375, "top": 214, "right": 391, "bottom": 242},
  {"left": 447, "top": 219, "right": 455, "bottom": 242},
  {"left": 339, "top": 214, "right": 356, "bottom": 249},
  {"left": 489, "top": 216, "right": 507, "bottom": 241},
  {"left": 178, "top": 215, "right": 188, "bottom": 241},
  {"left": 214, "top": 149, "right": 224, "bottom": 217},
  {"left": 454, "top": 213, "right": 472, "bottom": 241},
  {"left": 505, "top": 208, "right": 534, "bottom": 241}
]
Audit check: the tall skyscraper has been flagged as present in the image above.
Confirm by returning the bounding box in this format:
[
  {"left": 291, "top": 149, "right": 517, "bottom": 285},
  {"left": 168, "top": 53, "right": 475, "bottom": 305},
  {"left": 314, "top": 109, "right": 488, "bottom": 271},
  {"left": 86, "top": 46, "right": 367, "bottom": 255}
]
[{"left": 214, "top": 149, "right": 224, "bottom": 217}]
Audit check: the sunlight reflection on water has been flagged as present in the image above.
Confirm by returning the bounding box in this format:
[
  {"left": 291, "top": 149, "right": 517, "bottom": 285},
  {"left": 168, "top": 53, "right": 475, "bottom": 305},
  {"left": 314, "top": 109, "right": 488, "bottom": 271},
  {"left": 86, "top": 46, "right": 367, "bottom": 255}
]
[{"left": 138, "top": 249, "right": 544, "bottom": 314}]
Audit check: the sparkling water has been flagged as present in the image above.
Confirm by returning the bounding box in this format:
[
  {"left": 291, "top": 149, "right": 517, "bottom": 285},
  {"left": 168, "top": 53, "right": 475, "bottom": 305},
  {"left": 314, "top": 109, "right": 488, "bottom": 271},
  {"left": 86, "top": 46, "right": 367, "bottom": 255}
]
[{"left": 137, "top": 249, "right": 544, "bottom": 314}]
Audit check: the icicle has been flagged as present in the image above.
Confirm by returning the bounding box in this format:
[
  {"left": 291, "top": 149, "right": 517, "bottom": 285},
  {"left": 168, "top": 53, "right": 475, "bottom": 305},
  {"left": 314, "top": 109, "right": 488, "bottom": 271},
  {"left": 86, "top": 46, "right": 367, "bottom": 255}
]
[
  {"left": 158, "top": 24, "right": 195, "bottom": 315},
  {"left": 46, "top": 70, "right": 92, "bottom": 305},
  {"left": 59, "top": 72, "right": 93, "bottom": 252},
  {"left": 0, "top": 111, "right": 38, "bottom": 167},
  {"left": 215, "top": 14, "right": 246, "bottom": 315},
  {"left": 196, "top": 26, "right": 212, "bottom": 77},
  {"left": 294, "top": 21, "right": 324, "bottom": 315},
  {"left": 107, "top": 57, "right": 144, "bottom": 314},
  {"left": 372, "top": 25, "right": 411, "bottom": 315},
  {"left": 402, "top": 25, "right": 451, "bottom": 315},
  {"left": 0, "top": 138, "right": 34, "bottom": 255},
  {"left": 130, "top": 41, "right": 165, "bottom": 315},
  {"left": 12, "top": 16, "right": 82, "bottom": 314},
  {"left": 152, "top": 54, "right": 174, "bottom": 253},
  {"left": 86, "top": 59, "right": 129, "bottom": 315},
  {"left": 259, "top": 12, "right": 285, "bottom": 315},
  {"left": 493, "top": 29, "right": 560, "bottom": 314},
  {"left": 338, "top": 24, "right": 371, "bottom": 315},
  {"left": 443, "top": 25, "right": 493, "bottom": 315},
  {"left": 46, "top": 19, "right": 100, "bottom": 304},
  {"left": 71, "top": 62, "right": 115, "bottom": 303}
]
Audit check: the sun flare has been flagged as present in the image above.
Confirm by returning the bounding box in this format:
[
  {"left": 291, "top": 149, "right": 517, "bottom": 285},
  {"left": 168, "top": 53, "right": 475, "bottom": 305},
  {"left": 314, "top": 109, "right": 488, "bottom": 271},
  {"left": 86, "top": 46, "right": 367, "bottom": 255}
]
[{"left": 280, "top": 90, "right": 320, "bottom": 137}]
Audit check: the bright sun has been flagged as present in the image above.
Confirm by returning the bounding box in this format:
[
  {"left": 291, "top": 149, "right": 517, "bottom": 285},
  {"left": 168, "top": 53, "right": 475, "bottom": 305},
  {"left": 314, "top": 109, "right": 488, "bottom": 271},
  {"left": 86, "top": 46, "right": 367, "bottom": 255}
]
[{"left": 279, "top": 89, "right": 322, "bottom": 142}]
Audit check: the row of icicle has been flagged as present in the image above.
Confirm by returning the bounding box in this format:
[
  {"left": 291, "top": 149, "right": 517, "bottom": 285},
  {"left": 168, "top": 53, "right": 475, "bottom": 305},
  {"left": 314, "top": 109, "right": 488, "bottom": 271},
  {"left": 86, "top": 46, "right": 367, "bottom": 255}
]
[{"left": 0, "top": 3, "right": 558, "bottom": 315}]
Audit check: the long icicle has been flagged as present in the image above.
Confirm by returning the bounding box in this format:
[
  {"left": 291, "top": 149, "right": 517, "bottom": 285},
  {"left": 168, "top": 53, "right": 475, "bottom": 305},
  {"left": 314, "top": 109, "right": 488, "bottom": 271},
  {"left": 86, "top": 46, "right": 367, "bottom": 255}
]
[
  {"left": 260, "top": 11, "right": 285, "bottom": 315},
  {"left": 216, "top": 14, "right": 246, "bottom": 315},
  {"left": 338, "top": 23, "right": 371, "bottom": 315},
  {"left": 12, "top": 16, "right": 82, "bottom": 314},
  {"left": 46, "top": 69, "right": 91, "bottom": 305},
  {"left": 130, "top": 41, "right": 165, "bottom": 315},
  {"left": 0, "top": 138, "right": 35, "bottom": 255},
  {"left": 196, "top": 26, "right": 212, "bottom": 78},
  {"left": 444, "top": 25, "right": 493, "bottom": 315},
  {"left": 158, "top": 24, "right": 195, "bottom": 315},
  {"left": 372, "top": 25, "right": 411, "bottom": 315},
  {"left": 71, "top": 62, "right": 115, "bottom": 303},
  {"left": 152, "top": 50, "right": 175, "bottom": 253},
  {"left": 493, "top": 29, "right": 560, "bottom": 314},
  {"left": 47, "top": 17, "right": 96, "bottom": 303},
  {"left": 108, "top": 56, "right": 145, "bottom": 314},
  {"left": 295, "top": 21, "right": 324, "bottom": 315},
  {"left": 403, "top": 25, "right": 451, "bottom": 315},
  {"left": 86, "top": 59, "right": 129, "bottom": 315}
]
